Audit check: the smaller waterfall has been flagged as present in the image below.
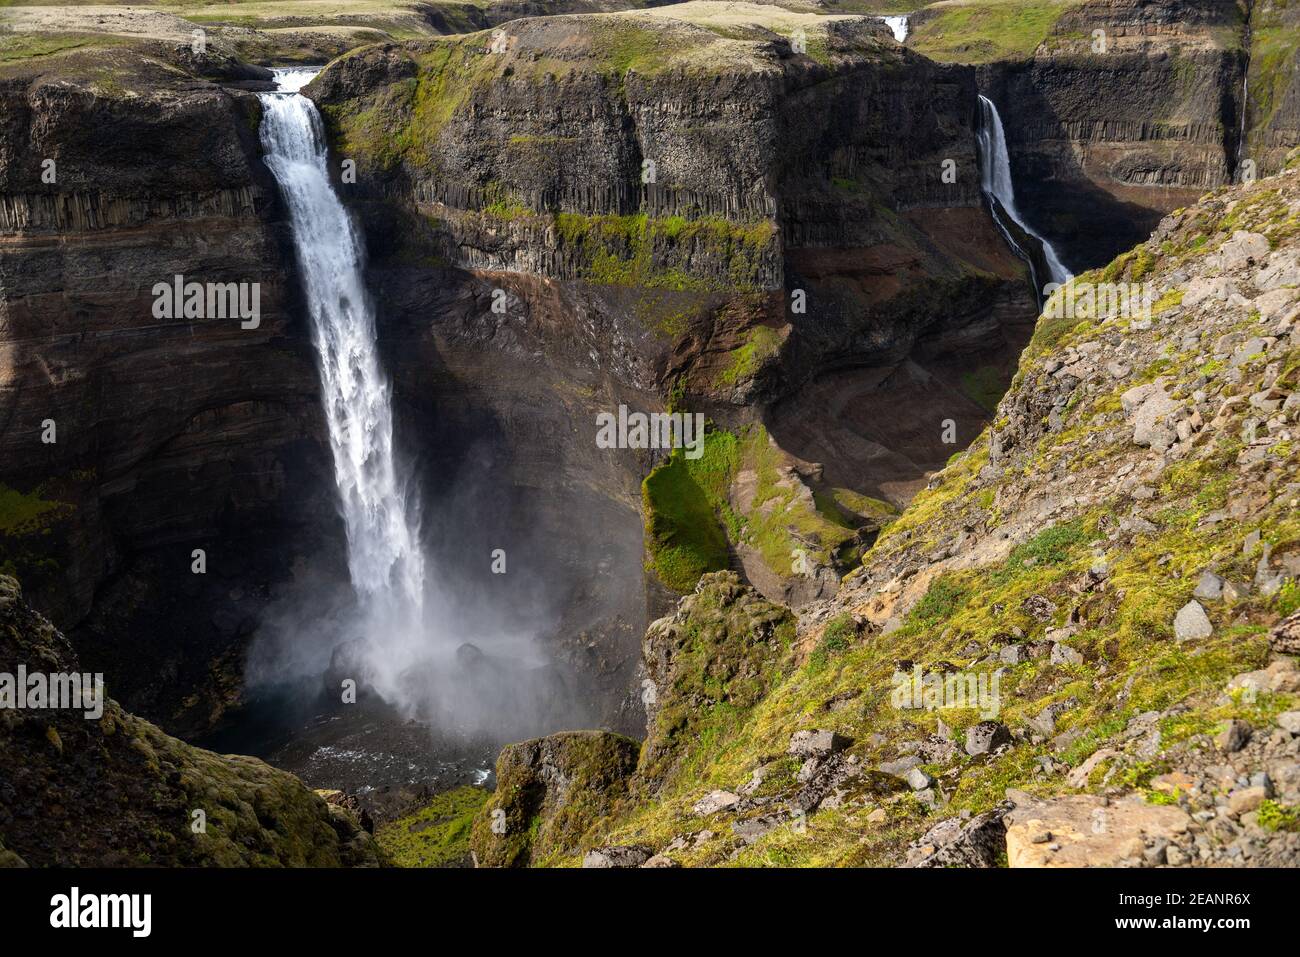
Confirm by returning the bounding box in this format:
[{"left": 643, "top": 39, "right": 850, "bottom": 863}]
[
  {"left": 1236, "top": 11, "right": 1252, "bottom": 178},
  {"left": 976, "top": 94, "right": 1072, "bottom": 294},
  {"left": 880, "top": 16, "right": 909, "bottom": 43},
  {"left": 1237, "top": 72, "right": 1249, "bottom": 173}
]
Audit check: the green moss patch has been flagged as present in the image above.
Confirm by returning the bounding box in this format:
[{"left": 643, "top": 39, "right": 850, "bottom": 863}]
[
  {"left": 1258, "top": 799, "right": 1300, "bottom": 832},
  {"left": 556, "top": 211, "right": 777, "bottom": 294},
  {"left": 0, "top": 32, "right": 128, "bottom": 64},
  {"left": 718, "top": 325, "right": 783, "bottom": 387},
  {"left": 376, "top": 786, "right": 488, "bottom": 867},
  {"left": 642, "top": 429, "right": 740, "bottom": 592},
  {"left": 641, "top": 425, "right": 862, "bottom": 593},
  {"left": 637, "top": 572, "right": 797, "bottom": 791},
  {"left": 0, "top": 483, "right": 67, "bottom": 536},
  {"left": 1246, "top": 23, "right": 1300, "bottom": 154}
]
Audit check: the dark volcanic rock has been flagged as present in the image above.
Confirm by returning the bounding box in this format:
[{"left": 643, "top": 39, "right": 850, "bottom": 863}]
[
  {"left": 905, "top": 804, "right": 1011, "bottom": 868},
  {"left": 965, "top": 720, "right": 1012, "bottom": 756},
  {"left": 0, "top": 575, "right": 383, "bottom": 866},
  {"left": 0, "top": 45, "right": 336, "bottom": 730},
  {"left": 582, "top": 844, "right": 653, "bottom": 868}
]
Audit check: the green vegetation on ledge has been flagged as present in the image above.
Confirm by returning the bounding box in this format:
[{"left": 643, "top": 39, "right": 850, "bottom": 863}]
[
  {"left": 376, "top": 786, "right": 488, "bottom": 867},
  {"left": 555, "top": 211, "right": 777, "bottom": 293},
  {"left": 0, "top": 483, "right": 68, "bottom": 536},
  {"left": 642, "top": 425, "right": 863, "bottom": 593},
  {"left": 718, "top": 325, "right": 783, "bottom": 386},
  {"left": 642, "top": 429, "right": 740, "bottom": 592}
]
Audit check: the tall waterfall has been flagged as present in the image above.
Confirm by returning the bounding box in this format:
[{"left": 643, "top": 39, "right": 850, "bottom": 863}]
[
  {"left": 258, "top": 69, "right": 425, "bottom": 629},
  {"left": 976, "top": 94, "right": 1072, "bottom": 293}
]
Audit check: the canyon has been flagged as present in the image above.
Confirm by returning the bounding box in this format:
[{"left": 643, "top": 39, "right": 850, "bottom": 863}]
[
  {"left": 0, "top": 0, "right": 1298, "bottom": 868},
  {"left": 2, "top": 3, "right": 1031, "bottom": 744}
]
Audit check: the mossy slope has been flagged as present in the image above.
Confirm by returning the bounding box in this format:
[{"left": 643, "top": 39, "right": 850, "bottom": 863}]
[
  {"left": 542, "top": 155, "right": 1300, "bottom": 866},
  {"left": 642, "top": 425, "right": 881, "bottom": 595},
  {"left": 0, "top": 575, "right": 385, "bottom": 867},
  {"left": 377, "top": 786, "right": 488, "bottom": 867}
]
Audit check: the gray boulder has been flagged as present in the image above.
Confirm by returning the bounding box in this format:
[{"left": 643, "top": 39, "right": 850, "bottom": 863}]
[
  {"left": 1192, "top": 571, "right": 1224, "bottom": 600},
  {"left": 692, "top": 790, "right": 740, "bottom": 816},
  {"left": 965, "top": 721, "right": 1012, "bottom": 756},
  {"left": 1131, "top": 387, "right": 1180, "bottom": 450},
  {"left": 1174, "top": 600, "right": 1213, "bottom": 641},
  {"left": 906, "top": 767, "right": 935, "bottom": 791},
  {"left": 582, "top": 845, "right": 653, "bottom": 868},
  {"left": 905, "top": 804, "right": 1011, "bottom": 867},
  {"left": 788, "top": 729, "right": 850, "bottom": 759},
  {"left": 1215, "top": 719, "right": 1251, "bottom": 754}
]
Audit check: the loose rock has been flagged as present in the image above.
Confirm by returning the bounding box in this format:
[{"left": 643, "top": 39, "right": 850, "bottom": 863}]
[
  {"left": 965, "top": 721, "right": 1012, "bottom": 756},
  {"left": 1173, "top": 600, "right": 1213, "bottom": 641}
]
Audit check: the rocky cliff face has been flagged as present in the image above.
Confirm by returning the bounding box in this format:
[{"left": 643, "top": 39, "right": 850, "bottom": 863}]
[
  {"left": 471, "top": 150, "right": 1300, "bottom": 867},
  {"left": 310, "top": 7, "right": 978, "bottom": 284},
  {"left": 5, "top": 1, "right": 1295, "bottom": 871},
  {"left": 977, "top": 0, "right": 1241, "bottom": 268},
  {"left": 310, "top": 3, "right": 1037, "bottom": 615},
  {"left": 912, "top": 0, "right": 1300, "bottom": 273},
  {"left": 1243, "top": 0, "right": 1300, "bottom": 177},
  {"left": 468, "top": 729, "right": 640, "bottom": 866},
  {"left": 0, "top": 575, "right": 383, "bottom": 867},
  {"left": 0, "top": 41, "right": 340, "bottom": 733}
]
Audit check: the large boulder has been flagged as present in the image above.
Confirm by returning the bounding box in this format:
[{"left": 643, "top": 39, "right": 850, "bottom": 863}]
[
  {"left": 582, "top": 845, "right": 653, "bottom": 868},
  {"left": 905, "top": 805, "right": 1010, "bottom": 867},
  {"left": 469, "top": 730, "right": 640, "bottom": 868},
  {"left": 1124, "top": 380, "right": 1180, "bottom": 451},
  {"left": 1173, "top": 600, "right": 1213, "bottom": 641},
  {"left": 639, "top": 572, "right": 796, "bottom": 789}
]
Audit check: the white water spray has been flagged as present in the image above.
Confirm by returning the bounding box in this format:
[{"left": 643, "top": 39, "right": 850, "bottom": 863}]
[
  {"left": 976, "top": 94, "right": 1072, "bottom": 291},
  {"left": 879, "top": 15, "right": 909, "bottom": 44},
  {"left": 258, "top": 69, "right": 425, "bottom": 638}
]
